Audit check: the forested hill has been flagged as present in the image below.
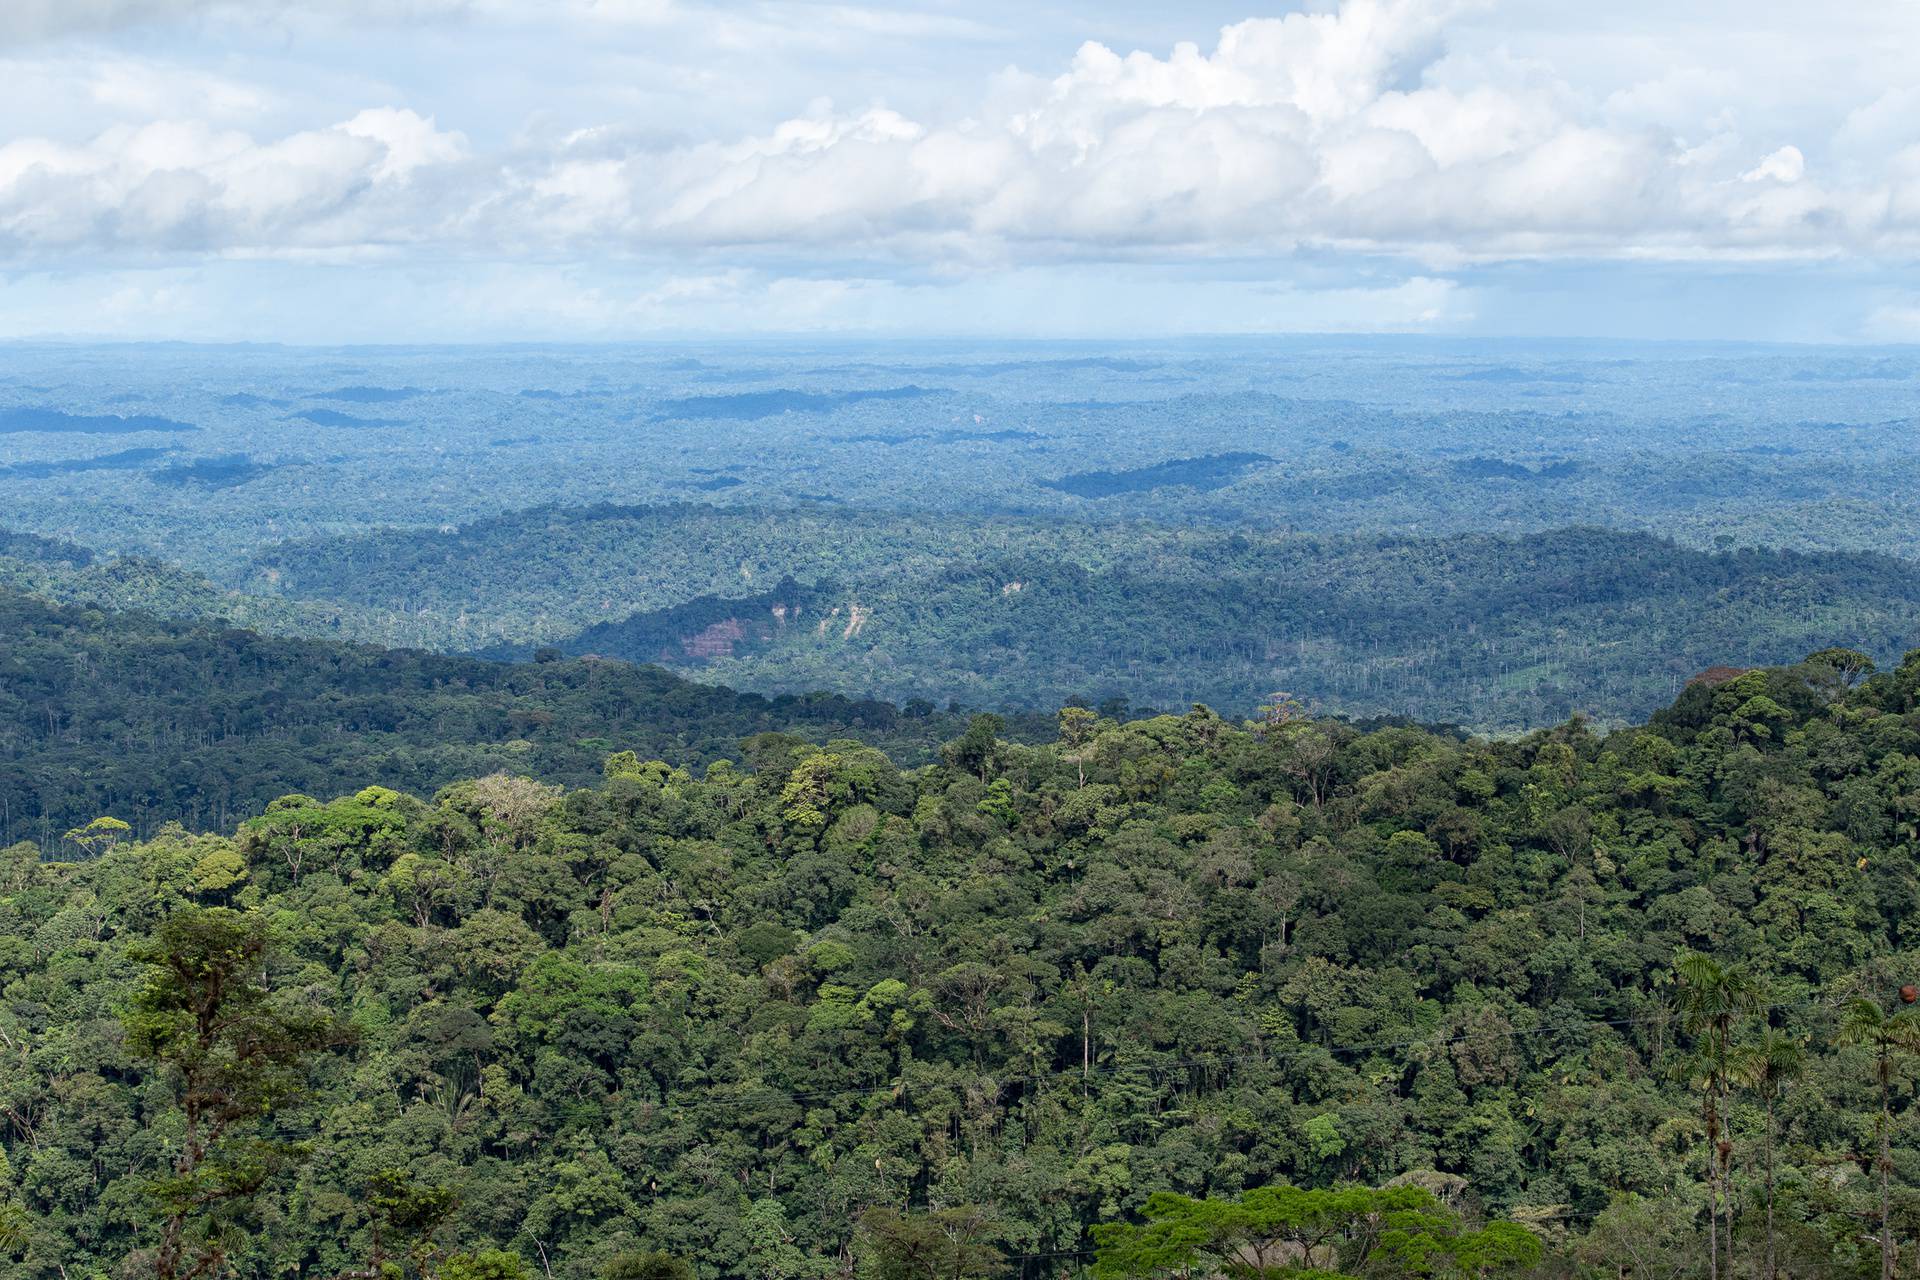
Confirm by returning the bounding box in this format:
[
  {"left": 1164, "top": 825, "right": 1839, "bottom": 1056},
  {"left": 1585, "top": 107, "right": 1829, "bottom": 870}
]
[
  {"left": 248, "top": 504, "right": 1920, "bottom": 729},
  {"left": 6, "top": 647, "right": 1920, "bottom": 1277},
  {"left": 0, "top": 588, "right": 1043, "bottom": 848}
]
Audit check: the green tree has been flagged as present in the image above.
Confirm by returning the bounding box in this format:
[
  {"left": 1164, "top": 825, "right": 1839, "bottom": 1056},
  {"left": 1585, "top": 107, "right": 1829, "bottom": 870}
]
[
  {"left": 0, "top": 1146, "right": 27, "bottom": 1261},
  {"left": 122, "top": 907, "right": 343, "bottom": 1280},
  {"left": 335, "top": 1168, "right": 460, "bottom": 1280},
  {"left": 1091, "top": 1184, "right": 1481, "bottom": 1280},
  {"left": 861, "top": 1207, "right": 1005, "bottom": 1280},
  {"left": 63, "top": 814, "right": 132, "bottom": 858},
  {"left": 1805, "top": 647, "right": 1876, "bottom": 695},
  {"left": 439, "top": 1251, "right": 535, "bottom": 1280},
  {"left": 601, "top": 1251, "right": 696, "bottom": 1280},
  {"left": 943, "top": 714, "right": 1005, "bottom": 781}
]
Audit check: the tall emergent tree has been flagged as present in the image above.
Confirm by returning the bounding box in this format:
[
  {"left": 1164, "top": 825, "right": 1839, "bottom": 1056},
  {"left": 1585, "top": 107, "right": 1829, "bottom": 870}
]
[
  {"left": 1730, "top": 1028, "right": 1805, "bottom": 1280},
  {"left": 1673, "top": 951, "right": 1761, "bottom": 1280},
  {"left": 122, "top": 907, "right": 342, "bottom": 1280}
]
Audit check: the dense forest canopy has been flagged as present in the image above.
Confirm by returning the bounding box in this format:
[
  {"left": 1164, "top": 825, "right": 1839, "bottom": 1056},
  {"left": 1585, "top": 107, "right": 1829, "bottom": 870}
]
[{"left": 7, "top": 646, "right": 1920, "bottom": 1276}]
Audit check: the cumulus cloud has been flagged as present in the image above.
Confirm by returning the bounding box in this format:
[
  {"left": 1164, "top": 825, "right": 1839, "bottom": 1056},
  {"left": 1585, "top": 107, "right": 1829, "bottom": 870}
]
[
  {"left": 1741, "top": 145, "right": 1805, "bottom": 184},
  {"left": 0, "top": 109, "right": 467, "bottom": 255},
  {"left": 514, "top": 0, "right": 1920, "bottom": 266},
  {"left": 619, "top": 1, "right": 1911, "bottom": 264},
  {"left": 2, "top": 0, "right": 1919, "bottom": 271}
]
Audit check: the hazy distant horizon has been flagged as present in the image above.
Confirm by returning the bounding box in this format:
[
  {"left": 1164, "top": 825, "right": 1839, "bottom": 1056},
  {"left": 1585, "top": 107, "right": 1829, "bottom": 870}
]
[{"left": 3, "top": 332, "right": 1918, "bottom": 354}]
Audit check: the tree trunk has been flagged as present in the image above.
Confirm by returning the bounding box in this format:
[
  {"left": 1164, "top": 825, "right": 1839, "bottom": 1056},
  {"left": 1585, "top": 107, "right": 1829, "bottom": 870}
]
[
  {"left": 1081, "top": 1007, "right": 1090, "bottom": 1097},
  {"left": 1721, "top": 1081, "right": 1736, "bottom": 1276},
  {"left": 1705, "top": 1090, "right": 1720, "bottom": 1280},
  {"left": 1763, "top": 1096, "right": 1777, "bottom": 1280},
  {"left": 156, "top": 1086, "right": 207, "bottom": 1280},
  {"left": 1883, "top": 1106, "right": 1895, "bottom": 1280},
  {"left": 1882, "top": 1057, "right": 1896, "bottom": 1280}
]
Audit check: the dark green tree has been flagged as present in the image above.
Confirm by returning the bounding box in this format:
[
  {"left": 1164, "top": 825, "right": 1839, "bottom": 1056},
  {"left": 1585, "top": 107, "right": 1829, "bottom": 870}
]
[
  {"left": 122, "top": 907, "right": 342, "bottom": 1280},
  {"left": 335, "top": 1168, "right": 460, "bottom": 1280}
]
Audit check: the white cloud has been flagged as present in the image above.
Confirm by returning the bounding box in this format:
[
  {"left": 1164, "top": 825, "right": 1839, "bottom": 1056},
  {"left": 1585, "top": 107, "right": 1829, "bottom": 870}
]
[
  {"left": 1740, "top": 145, "right": 1804, "bottom": 184},
  {"left": 608, "top": 2, "right": 1918, "bottom": 265},
  {"left": 0, "top": 109, "right": 465, "bottom": 255},
  {"left": 1834, "top": 88, "right": 1920, "bottom": 171},
  {"left": 341, "top": 107, "right": 469, "bottom": 179},
  {"left": 1, "top": 0, "right": 1919, "bottom": 280},
  {"left": 0, "top": 0, "right": 470, "bottom": 45}
]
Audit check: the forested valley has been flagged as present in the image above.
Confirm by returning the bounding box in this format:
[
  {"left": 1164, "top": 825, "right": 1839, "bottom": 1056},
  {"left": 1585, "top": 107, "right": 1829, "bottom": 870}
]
[
  {"left": 8, "top": 646, "right": 1920, "bottom": 1278},
  {"left": 14, "top": 503, "right": 1920, "bottom": 736}
]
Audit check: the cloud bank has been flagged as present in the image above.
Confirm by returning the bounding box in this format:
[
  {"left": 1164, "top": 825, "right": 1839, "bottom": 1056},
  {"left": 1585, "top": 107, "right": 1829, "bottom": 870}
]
[
  {"left": 1, "top": 0, "right": 1918, "bottom": 340},
  {"left": 1, "top": 0, "right": 1916, "bottom": 273}
]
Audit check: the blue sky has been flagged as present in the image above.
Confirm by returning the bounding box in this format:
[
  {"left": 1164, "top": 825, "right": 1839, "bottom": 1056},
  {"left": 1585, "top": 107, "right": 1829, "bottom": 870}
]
[{"left": 1, "top": 0, "right": 1917, "bottom": 343}]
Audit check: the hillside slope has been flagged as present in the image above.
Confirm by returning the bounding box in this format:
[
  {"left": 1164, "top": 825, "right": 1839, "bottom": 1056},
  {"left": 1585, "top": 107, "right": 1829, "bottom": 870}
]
[
  {"left": 250, "top": 504, "right": 1920, "bottom": 729},
  {"left": 0, "top": 588, "right": 1037, "bottom": 846}
]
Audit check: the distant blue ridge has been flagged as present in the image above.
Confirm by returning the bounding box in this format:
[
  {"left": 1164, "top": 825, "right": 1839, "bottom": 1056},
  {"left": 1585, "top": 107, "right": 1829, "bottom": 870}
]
[{"left": 0, "top": 406, "right": 198, "bottom": 434}]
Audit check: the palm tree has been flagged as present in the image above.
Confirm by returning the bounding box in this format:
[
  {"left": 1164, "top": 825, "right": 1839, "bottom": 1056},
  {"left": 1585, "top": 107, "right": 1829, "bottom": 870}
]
[
  {"left": 1674, "top": 951, "right": 1763, "bottom": 1280},
  {"left": 1672, "top": 1046, "right": 1726, "bottom": 1280},
  {"left": 1731, "top": 1029, "right": 1805, "bottom": 1280},
  {"left": 1836, "top": 997, "right": 1920, "bottom": 1280}
]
